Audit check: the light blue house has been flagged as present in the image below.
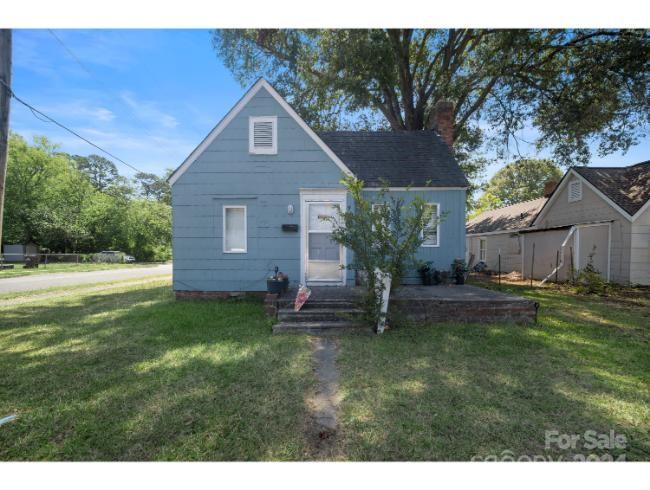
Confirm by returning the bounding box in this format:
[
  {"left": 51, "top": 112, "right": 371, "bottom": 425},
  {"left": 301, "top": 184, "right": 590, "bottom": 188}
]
[{"left": 168, "top": 79, "right": 468, "bottom": 295}]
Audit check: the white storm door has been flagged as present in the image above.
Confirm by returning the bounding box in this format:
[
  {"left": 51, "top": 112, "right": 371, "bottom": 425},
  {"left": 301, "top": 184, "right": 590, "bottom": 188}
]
[{"left": 305, "top": 201, "right": 344, "bottom": 284}]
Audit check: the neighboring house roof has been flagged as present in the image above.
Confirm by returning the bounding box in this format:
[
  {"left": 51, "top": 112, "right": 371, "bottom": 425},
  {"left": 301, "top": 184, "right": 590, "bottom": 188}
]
[
  {"left": 466, "top": 197, "right": 547, "bottom": 235},
  {"left": 533, "top": 160, "right": 650, "bottom": 224},
  {"left": 318, "top": 131, "right": 469, "bottom": 188},
  {"left": 573, "top": 161, "right": 650, "bottom": 216}
]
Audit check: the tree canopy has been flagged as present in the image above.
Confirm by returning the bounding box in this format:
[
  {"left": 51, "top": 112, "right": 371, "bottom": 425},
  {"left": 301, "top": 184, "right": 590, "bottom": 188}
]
[
  {"left": 213, "top": 29, "right": 649, "bottom": 176},
  {"left": 72, "top": 154, "right": 119, "bottom": 191},
  {"left": 471, "top": 158, "right": 563, "bottom": 217},
  {"left": 3, "top": 133, "right": 171, "bottom": 261}
]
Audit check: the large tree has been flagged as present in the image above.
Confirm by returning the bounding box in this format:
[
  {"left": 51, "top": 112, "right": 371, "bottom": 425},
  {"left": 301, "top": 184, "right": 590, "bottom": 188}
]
[
  {"left": 471, "top": 158, "right": 563, "bottom": 217},
  {"left": 134, "top": 170, "right": 172, "bottom": 205},
  {"left": 3, "top": 133, "right": 172, "bottom": 261},
  {"left": 72, "top": 154, "right": 119, "bottom": 191},
  {"left": 213, "top": 29, "right": 649, "bottom": 174}
]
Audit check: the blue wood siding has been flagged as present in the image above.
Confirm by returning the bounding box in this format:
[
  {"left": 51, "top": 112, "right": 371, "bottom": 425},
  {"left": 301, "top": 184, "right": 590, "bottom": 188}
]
[
  {"left": 172, "top": 86, "right": 466, "bottom": 291},
  {"left": 362, "top": 189, "right": 467, "bottom": 283},
  {"left": 172, "top": 87, "right": 348, "bottom": 291}
]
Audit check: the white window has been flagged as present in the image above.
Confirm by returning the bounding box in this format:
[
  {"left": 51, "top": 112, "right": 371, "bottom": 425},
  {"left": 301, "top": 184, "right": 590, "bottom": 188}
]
[
  {"left": 249, "top": 116, "right": 277, "bottom": 154},
  {"left": 223, "top": 206, "right": 247, "bottom": 253},
  {"left": 372, "top": 203, "right": 388, "bottom": 231},
  {"left": 568, "top": 180, "right": 582, "bottom": 202},
  {"left": 479, "top": 238, "right": 487, "bottom": 262},
  {"left": 421, "top": 203, "right": 440, "bottom": 247}
]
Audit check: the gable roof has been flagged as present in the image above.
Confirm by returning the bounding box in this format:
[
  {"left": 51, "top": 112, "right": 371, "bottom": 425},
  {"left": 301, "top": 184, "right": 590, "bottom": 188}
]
[
  {"left": 533, "top": 160, "right": 650, "bottom": 224},
  {"left": 466, "top": 197, "right": 547, "bottom": 235},
  {"left": 573, "top": 161, "right": 650, "bottom": 216},
  {"left": 169, "top": 79, "right": 468, "bottom": 189},
  {"left": 318, "top": 131, "right": 468, "bottom": 188},
  {"left": 168, "top": 78, "right": 353, "bottom": 186}
]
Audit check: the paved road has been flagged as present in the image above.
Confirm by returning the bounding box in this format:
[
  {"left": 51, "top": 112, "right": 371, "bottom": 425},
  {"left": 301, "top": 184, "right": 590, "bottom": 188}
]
[{"left": 0, "top": 264, "right": 172, "bottom": 294}]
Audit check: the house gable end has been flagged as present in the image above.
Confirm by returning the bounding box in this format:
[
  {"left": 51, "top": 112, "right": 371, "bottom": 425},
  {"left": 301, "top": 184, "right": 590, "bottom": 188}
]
[
  {"left": 532, "top": 169, "right": 634, "bottom": 227},
  {"left": 168, "top": 79, "right": 352, "bottom": 186}
]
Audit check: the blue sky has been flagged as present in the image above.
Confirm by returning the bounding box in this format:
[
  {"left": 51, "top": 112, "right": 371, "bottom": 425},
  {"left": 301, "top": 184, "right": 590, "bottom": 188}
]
[{"left": 9, "top": 29, "right": 649, "bottom": 180}]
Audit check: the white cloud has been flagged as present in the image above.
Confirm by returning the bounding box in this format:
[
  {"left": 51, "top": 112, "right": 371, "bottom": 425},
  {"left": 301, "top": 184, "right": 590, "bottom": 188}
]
[
  {"left": 38, "top": 100, "right": 116, "bottom": 123},
  {"left": 119, "top": 91, "right": 179, "bottom": 129}
]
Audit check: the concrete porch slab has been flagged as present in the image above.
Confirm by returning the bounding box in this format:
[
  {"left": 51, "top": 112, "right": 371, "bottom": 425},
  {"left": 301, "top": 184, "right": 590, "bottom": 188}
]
[{"left": 267, "top": 284, "right": 538, "bottom": 329}]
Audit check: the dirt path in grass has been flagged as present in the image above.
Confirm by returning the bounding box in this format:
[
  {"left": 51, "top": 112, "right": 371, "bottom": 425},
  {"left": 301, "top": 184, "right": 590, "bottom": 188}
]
[
  {"left": 305, "top": 336, "right": 344, "bottom": 459},
  {"left": 0, "top": 276, "right": 170, "bottom": 307}
]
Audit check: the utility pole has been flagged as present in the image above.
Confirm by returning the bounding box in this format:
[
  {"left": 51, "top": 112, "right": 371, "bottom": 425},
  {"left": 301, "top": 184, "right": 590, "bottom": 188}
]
[{"left": 0, "top": 29, "right": 11, "bottom": 257}]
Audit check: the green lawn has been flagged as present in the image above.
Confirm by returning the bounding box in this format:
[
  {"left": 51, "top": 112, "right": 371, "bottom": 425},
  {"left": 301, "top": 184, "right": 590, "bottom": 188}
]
[
  {"left": 0, "top": 262, "right": 160, "bottom": 279},
  {"left": 336, "top": 282, "right": 649, "bottom": 461},
  {"left": 0, "top": 279, "right": 313, "bottom": 460},
  {"left": 0, "top": 279, "right": 647, "bottom": 461}
]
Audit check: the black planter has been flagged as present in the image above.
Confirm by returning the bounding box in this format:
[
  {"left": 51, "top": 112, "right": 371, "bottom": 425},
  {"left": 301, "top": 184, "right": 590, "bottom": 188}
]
[
  {"left": 419, "top": 268, "right": 431, "bottom": 286},
  {"left": 455, "top": 273, "right": 465, "bottom": 285},
  {"left": 267, "top": 279, "right": 284, "bottom": 294},
  {"left": 432, "top": 269, "right": 441, "bottom": 285}
]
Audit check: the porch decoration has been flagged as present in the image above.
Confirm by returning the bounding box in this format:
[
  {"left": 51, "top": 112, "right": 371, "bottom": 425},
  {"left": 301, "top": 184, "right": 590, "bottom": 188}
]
[{"left": 294, "top": 284, "right": 311, "bottom": 311}]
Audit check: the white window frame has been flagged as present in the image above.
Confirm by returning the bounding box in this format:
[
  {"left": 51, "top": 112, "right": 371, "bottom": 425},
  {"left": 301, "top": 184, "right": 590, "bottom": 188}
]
[
  {"left": 479, "top": 238, "right": 487, "bottom": 262},
  {"left": 568, "top": 180, "right": 582, "bottom": 203},
  {"left": 222, "top": 205, "right": 247, "bottom": 254},
  {"left": 249, "top": 116, "right": 277, "bottom": 155},
  {"left": 421, "top": 202, "right": 440, "bottom": 247},
  {"left": 372, "top": 203, "right": 388, "bottom": 231}
]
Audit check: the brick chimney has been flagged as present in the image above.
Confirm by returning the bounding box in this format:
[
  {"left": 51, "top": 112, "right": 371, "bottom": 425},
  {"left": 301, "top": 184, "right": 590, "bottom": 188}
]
[
  {"left": 432, "top": 100, "right": 454, "bottom": 149},
  {"left": 543, "top": 180, "right": 558, "bottom": 198}
]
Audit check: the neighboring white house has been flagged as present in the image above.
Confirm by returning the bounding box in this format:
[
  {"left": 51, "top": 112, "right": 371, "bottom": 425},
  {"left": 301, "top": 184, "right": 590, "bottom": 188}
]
[{"left": 467, "top": 161, "right": 650, "bottom": 285}]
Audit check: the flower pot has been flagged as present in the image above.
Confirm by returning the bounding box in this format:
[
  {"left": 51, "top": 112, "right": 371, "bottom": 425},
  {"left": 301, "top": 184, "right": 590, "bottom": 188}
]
[
  {"left": 419, "top": 268, "right": 430, "bottom": 285},
  {"left": 432, "top": 269, "right": 441, "bottom": 285},
  {"left": 267, "top": 279, "right": 284, "bottom": 294},
  {"left": 455, "top": 274, "right": 465, "bottom": 285}
]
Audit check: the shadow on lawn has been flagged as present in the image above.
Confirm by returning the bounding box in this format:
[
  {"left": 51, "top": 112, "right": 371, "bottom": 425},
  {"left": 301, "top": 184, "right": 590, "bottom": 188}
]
[
  {"left": 336, "top": 290, "right": 649, "bottom": 461},
  {"left": 0, "top": 286, "right": 314, "bottom": 461}
]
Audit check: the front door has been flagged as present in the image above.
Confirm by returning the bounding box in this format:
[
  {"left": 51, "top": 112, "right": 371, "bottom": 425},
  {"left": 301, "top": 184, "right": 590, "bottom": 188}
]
[{"left": 301, "top": 193, "right": 346, "bottom": 285}]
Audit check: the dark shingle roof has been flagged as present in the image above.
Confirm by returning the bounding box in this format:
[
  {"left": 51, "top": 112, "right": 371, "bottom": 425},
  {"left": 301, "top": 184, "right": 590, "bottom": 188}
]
[
  {"left": 318, "top": 130, "right": 468, "bottom": 188},
  {"left": 466, "top": 197, "right": 547, "bottom": 234},
  {"left": 573, "top": 161, "right": 650, "bottom": 216}
]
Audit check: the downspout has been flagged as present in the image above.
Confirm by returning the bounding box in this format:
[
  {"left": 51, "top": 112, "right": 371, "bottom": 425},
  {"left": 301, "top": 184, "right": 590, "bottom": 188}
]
[{"left": 540, "top": 225, "right": 577, "bottom": 285}]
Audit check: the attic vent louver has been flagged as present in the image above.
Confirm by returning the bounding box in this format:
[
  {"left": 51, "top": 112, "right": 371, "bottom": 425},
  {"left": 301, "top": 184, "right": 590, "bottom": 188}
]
[
  {"left": 568, "top": 180, "right": 582, "bottom": 203},
  {"left": 249, "top": 116, "right": 277, "bottom": 154}
]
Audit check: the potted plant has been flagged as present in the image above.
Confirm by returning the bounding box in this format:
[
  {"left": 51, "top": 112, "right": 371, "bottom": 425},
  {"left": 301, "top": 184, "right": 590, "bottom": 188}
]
[
  {"left": 418, "top": 261, "right": 433, "bottom": 285},
  {"left": 432, "top": 268, "right": 441, "bottom": 285},
  {"left": 267, "top": 267, "right": 289, "bottom": 295},
  {"left": 451, "top": 258, "right": 468, "bottom": 285}
]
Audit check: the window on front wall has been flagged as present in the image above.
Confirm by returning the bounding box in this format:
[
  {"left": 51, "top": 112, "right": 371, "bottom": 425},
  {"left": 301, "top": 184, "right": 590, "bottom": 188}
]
[
  {"left": 421, "top": 203, "right": 440, "bottom": 247},
  {"left": 372, "top": 203, "right": 388, "bottom": 231},
  {"left": 479, "top": 238, "right": 487, "bottom": 262},
  {"left": 223, "top": 206, "right": 247, "bottom": 253},
  {"left": 568, "top": 180, "right": 582, "bottom": 202},
  {"left": 249, "top": 116, "right": 277, "bottom": 154}
]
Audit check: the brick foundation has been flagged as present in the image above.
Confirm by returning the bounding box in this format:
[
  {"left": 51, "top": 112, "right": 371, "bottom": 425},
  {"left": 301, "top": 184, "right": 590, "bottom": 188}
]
[
  {"left": 175, "top": 290, "right": 266, "bottom": 300},
  {"left": 389, "top": 298, "right": 538, "bottom": 325}
]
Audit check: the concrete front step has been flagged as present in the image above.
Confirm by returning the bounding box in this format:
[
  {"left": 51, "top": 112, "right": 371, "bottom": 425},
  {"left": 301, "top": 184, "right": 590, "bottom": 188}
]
[
  {"left": 276, "top": 300, "right": 358, "bottom": 311},
  {"left": 278, "top": 308, "right": 364, "bottom": 323},
  {"left": 273, "top": 321, "right": 372, "bottom": 334}
]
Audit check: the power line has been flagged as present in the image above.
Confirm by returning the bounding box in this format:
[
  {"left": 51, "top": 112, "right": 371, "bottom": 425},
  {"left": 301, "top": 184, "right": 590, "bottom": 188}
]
[
  {"left": 0, "top": 79, "right": 144, "bottom": 174},
  {"left": 47, "top": 29, "right": 96, "bottom": 79},
  {"left": 46, "top": 29, "right": 208, "bottom": 139}
]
